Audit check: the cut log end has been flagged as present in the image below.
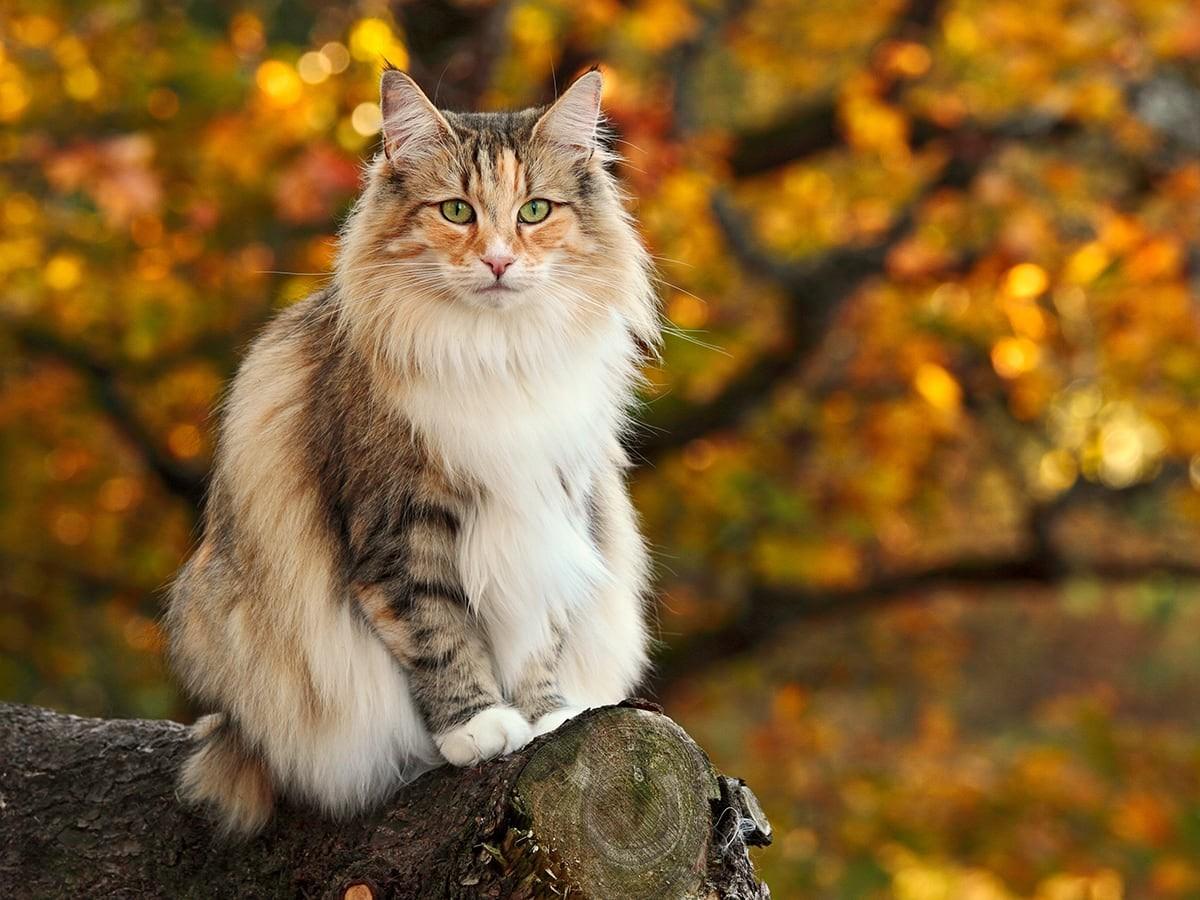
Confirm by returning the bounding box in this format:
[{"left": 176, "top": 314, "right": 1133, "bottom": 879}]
[{"left": 518, "top": 708, "right": 718, "bottom": 897}]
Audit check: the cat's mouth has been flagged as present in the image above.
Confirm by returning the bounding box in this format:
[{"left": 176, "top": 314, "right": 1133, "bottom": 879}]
[{"left": 467, "top": 281, "right": 524, "bottom": 309}]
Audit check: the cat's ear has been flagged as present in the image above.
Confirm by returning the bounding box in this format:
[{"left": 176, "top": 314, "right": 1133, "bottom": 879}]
[
  {"left": 379, "top": 68, "right": 455, "bottom": 164},
  {"left": 533, "top": 69, "right": 604, "bottom": 155}
]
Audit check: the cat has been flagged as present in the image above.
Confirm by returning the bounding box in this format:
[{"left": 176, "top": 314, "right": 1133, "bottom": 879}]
[{"left": 163, "top": 67, "right": 659, "bottom": 836}]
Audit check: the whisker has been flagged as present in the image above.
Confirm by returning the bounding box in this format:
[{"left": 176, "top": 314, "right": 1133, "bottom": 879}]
[{"left": 255, "top": 270, "right": 335, "bottom": 277}]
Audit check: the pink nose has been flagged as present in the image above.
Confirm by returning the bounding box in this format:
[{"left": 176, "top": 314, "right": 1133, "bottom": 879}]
[{"left": 481, "top": 254, "right": 515, "bottom": 278}]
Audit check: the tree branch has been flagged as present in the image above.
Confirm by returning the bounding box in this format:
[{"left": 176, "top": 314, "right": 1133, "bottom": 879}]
[
  {"left": 5, "top": 322, "right": 206, "bottom": 511},
  {"left": 637, "top": 104, "right": 1093, "bottom": 465},
  {"left": 653, "top": 460, "right": 1196, "bottom": 692},
  {"left": 635, "top": 140, "right": 987, "bottom": 461},
  {"left": 0, "top": 701, "right": 769, "bottom": 898},
  {"left": 669, "top": 0, "right": 752, "bottom": 135},
  {"left": 394, "top": 0, "right": 513, "bottom": 108},
  {"left": 721, "top": 0, "right": 945, "bottom": 177},
  {"left": 640, "top": 0, "right": 1091, "bottom": 463},
  {"left": 653, "top": 547, "right": 1200, "bottom": 693}
]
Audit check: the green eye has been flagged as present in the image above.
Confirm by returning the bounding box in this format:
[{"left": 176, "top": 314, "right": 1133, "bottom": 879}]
[
  {"left": 518, "top": 198, "right": 551, "bottom": 224},
  {"left": 440, "top": 199, "right": 475, "bottom": 224}
]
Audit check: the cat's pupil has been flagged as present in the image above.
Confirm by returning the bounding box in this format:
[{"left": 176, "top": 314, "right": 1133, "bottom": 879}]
[
  {"left": 440, "top": 199, "right": 475, "bottom": 224},
  {"left": 519, "top": 199, "right": 550, "bottom": 224}
]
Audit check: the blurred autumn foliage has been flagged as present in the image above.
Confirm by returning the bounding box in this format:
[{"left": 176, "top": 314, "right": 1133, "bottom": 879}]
[{"left": 4, "top": 0, "right": 1200, "bottom": 895}]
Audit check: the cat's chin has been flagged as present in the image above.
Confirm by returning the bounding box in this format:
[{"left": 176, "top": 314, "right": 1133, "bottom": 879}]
[{"left": 459, "top": 285, "right": 531, "bottom": 311}]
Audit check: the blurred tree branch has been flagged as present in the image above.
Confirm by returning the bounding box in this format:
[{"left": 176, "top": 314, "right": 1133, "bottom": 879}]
[
  {"left": 636, "top": 116, "right": 1082, "bottom": 463},
  {"left": 6, "top": 321, "right": 206, "bottom": 512},
  {"left": 393, "top": 0, "right": 513, "bottom": 107},
  {"left": 724, "top": 0, "right": 944, "bottom": 177},
  {"left": 637, "top": 0, "right": 1095, "bottom": 464},
  {"left": 655, "top": 472, "right": 1200, "bottom": 692},
  {"left": 641, "top": 0, "right": 1199, "bottom": 684},
  {"left": 0, "top": 550, "right": 153, "bottom": 600}
]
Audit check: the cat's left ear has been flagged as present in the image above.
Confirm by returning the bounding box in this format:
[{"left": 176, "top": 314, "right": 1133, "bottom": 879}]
[
  {"left": 379, "top": 68, "right": 455, "bottom": 164},
  {"left": 533, "top": 69, "right": 604, "bottom": 156}
]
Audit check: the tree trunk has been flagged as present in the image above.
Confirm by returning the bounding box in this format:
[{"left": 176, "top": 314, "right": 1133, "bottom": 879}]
[{"left": 0, "top": 700, "right": 770, "bottom": 898}]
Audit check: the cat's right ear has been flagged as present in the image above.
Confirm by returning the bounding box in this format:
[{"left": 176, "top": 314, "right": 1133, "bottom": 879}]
[
  {"left": 379, "top": 69, "right": 455, "bottom": 164},
  {"left": 533, "top": 69, "right": 604, "bottom": 156}
]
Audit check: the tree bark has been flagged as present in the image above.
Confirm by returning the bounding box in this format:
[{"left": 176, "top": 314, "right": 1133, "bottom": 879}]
[{"left": 0, "top": 700, "right": 769, "bottom": 899}]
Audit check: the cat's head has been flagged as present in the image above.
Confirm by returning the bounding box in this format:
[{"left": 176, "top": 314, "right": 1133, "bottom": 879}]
[{"left": 335, "top": 68, "right": 657, "bottom": 380}]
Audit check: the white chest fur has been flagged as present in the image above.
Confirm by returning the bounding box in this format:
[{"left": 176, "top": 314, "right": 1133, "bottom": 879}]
[{"left": 398, "top": 313, "right": 635, "bottom": 687}]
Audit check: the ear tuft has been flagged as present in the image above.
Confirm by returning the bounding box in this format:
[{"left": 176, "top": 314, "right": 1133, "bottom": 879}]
[
  {"left": 534, "top": 70, "right": 604, "bottom": 154},
  {"left": 379, "top": 69, "right": 454, "bottom": 164}
]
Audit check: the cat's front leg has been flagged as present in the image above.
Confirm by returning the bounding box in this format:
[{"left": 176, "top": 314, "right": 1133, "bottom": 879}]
[
  {"left": 510, "top": 626, "right": 587, "bottom": 739},
  {"left": 349, "top": 494, "right": 533, "bottom": 766},
  {"left": 357, "top": 582, "right": 532, "bottom": 764},
  {"left": 528, "top": 704, "right": 587, "bottom": 738},
  {"left": 435, "top": 706, "right": 532, "bottom": 766},
  {"left": 405, "top": 599, "right": 532, "bottom": 766}
]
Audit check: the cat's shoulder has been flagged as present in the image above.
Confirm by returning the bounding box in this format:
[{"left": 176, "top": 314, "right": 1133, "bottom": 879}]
[
  {"left": 232, "top": 288, "right": 351, "bottom": 383},
  {"left": 253, "top": 288, "right": 339, "bottom": 346}
]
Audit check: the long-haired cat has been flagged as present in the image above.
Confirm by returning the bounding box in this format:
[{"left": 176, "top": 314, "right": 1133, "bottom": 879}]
[{"left": 163, "top": 68, "right": 658, "bottom": 835}]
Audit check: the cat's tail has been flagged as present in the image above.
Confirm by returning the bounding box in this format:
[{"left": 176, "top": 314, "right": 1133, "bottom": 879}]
[{"left": 179, "top": 713, "right": 274, "bottom": 837}]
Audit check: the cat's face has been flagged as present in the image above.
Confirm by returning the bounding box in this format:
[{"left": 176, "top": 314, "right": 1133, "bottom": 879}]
[
  {"left": 350, "top": 71, "right": 625, "bottom": 309},
  {"left": 384, "top": 116, "right": 595, "bottom": 309},
  {"left": 336, "top": 69, "right": 656, "bottom": 378}
]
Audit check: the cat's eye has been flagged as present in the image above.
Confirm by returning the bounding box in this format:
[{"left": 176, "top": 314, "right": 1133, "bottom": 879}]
[
  {"left": 518, "top": 199, "right": 552, "bottom": 224},
  {"left": 440, "top": 199, "right": 475, "bottom": 224}
]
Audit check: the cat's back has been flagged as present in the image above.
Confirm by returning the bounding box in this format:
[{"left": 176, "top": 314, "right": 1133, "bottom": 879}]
[
  {"left": 169, "top": 288, "right": 379, "bottom": 699},
  {"left": 222, "top": 290, "right": 337, "bottom": 430},
  {"left": 170, "top": 291, "right": 340, "bottom": 614},
  {"left": 213, "top": 290, "right": 342, "bottom": 494},
  {"left": 172, "top": 288, "right": 354, "bottom": 626}
]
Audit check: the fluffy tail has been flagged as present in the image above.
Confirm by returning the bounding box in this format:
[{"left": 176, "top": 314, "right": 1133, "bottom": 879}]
[{"left": 179, "top": 713, "right": 274, "bottom": 837}]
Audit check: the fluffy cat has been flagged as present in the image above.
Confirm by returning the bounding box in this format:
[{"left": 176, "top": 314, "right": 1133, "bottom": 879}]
[{"left": 163, "top": 67, "right": 658, "bottom": 836}]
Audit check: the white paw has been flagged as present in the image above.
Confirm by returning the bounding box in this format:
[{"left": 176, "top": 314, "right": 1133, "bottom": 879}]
[
  {"left": 531, "top": 706, "right": 586, "bottom": 738},
  {"left": 436, "top": 706, "right": 532, "bottom": 766}
]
